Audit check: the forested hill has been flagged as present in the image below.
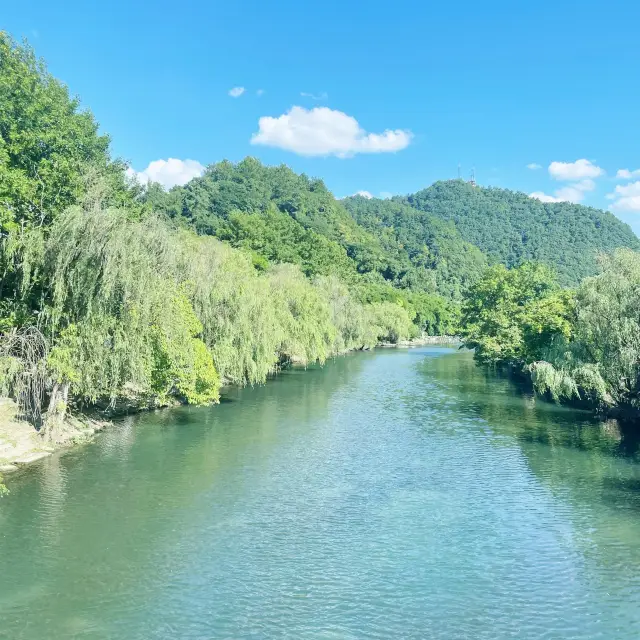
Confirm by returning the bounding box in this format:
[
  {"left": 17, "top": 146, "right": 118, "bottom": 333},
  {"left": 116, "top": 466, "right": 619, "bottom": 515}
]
[
  {"left": 151, "top": 158, "right": 484, "bottom": 299},
  {"left": 399, "top": 180, "right": 640, "bottom": 286},
  {"left": 341, "top": 196, "right": 487, "bottom": 299},
  {"left": 155, "top": 163, "right": 639, "bottom": 295}
]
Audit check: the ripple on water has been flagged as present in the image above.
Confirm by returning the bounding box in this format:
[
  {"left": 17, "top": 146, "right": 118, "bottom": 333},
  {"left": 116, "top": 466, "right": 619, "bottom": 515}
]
[{"left": 1, "top": 348, "right": 640, "bottom": 639}]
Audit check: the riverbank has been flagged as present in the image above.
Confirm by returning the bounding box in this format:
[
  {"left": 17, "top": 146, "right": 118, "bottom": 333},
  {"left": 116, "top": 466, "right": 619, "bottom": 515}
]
[
  {"left": 0, "top": 338, "right": 456, "bottom": 486},
  {"left": 378, "top": 335, "right": 461, "bottom": 348},
  {"left": 0, "top": 398, "right": 108, "bottom": 475},
  {"left": 489, "top": 361, "right": 640, "bottom": 428}
]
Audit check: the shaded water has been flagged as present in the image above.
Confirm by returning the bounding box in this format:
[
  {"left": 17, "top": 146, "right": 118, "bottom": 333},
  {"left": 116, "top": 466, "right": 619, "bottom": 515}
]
[{"left": 1, "top": 347, "right": 640, "bottom": 639}]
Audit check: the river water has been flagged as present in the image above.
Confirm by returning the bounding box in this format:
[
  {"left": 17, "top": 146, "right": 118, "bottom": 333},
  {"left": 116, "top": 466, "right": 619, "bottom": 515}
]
[{"left": 1, "top": 347, "right": 640, "bottom": 639}]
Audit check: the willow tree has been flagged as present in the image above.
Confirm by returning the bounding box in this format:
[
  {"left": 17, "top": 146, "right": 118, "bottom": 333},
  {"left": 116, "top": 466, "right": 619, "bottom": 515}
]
[
  {"left": 0, "top": 326, "right": 48, "bottom": 425},
  {"left": 314, "top": 275, "right": 378, "bottom": 353},
  {"left": 176, "top": 233, "right": 283, "bottom": 386},
  {"left": 7, "top": 203, "right": 219, "bottom": 439},
  {"left": 530, "top": 249, "right": 640, "bottom": 411},
  {"left": 268, "top": 264, "right": 336, "bottom": 366},
  {"left": 368, "top": 301, "right": 415, "bottom": 344}
]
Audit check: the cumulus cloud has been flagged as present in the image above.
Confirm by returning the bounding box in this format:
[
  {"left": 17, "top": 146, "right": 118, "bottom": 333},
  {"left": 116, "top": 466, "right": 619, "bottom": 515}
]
[
  {"left": 548, "top": 159, "right": 604, "bottom": 180},
  {"left": 126, "top": 158, "right": 205, "bottom": 190},
  {"left": 611, "top": 181, "right": 640, "bottom": 198},
  {"left": 610, "top": 196, "right": 640, "bottom": 213},
  {"left": 531, "top": 159, "right": 604, "bottom": 204},
  {"left": 616, "top": 168, "right": 640, "bottom": 180},
  {"left": 251, "top": 106, "right": 412, "bottom": 157},
  {"left": 608, "top": 181, "right": 640, "bottom": 213},
  {"left": 555, "top": 179, "right": 596, "bottom": 203},
  {"left": 529, "top": 179, "right": 596, "bottom": 204},
  {"left": 530, "top": 191, "right": 563, "bottom": 203},
  {"left": 353, "top": 190, "right": 373, "bottom": 198},
  {"left": 526, "top": 163, "right": 542, "bottom": 170},
  {"left": 228, "top": 86, "right": 245, "bottom": 98}
]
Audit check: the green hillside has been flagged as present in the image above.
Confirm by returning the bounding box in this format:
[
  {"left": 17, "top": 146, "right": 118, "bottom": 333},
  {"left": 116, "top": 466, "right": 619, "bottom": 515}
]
[
  {"left": 151, "top": 158, "right": 440, "bottom": 295},
  {"left": 342, "top": 195, "right": 487, "bottom": 299},
  {"left": 400, "top": 180, "right": 640, "bottom": 285},
  {"left": 152, "top": 159, "right": 493, "bottom": 301}
]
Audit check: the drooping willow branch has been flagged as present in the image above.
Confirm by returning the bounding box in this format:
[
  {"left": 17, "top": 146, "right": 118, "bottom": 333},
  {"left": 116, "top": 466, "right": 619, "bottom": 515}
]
[{"left": 0, "top": 326, "right": 49, "bottom": 426}]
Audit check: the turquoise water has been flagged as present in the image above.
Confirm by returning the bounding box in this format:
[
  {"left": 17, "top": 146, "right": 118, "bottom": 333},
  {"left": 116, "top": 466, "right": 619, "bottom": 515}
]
[{"left": 1, "top": 347, "right": 640, "bottom": 639}]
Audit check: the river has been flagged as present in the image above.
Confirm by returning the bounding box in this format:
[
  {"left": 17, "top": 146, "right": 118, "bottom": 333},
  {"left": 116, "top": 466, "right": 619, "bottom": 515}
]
[{"left": 1, "top": 347, "right": 640, "bottom": 639}]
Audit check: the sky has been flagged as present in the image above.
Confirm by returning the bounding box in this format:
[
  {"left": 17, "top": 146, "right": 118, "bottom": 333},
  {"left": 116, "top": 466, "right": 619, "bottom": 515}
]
[{"left": 4, "top": 0, "right": 640, "bottom": 234}]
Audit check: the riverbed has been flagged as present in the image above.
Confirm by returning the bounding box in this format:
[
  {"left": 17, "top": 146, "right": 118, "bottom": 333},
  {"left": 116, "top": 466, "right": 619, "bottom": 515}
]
[{"left": 1, "top": 347, "right": 640, "bottom": 638}]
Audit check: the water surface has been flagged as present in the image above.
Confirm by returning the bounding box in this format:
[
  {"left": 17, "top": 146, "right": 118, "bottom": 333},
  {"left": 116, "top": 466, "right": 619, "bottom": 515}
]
[{"left": 1, "top": 348, "right": 640, "bottom": 639}]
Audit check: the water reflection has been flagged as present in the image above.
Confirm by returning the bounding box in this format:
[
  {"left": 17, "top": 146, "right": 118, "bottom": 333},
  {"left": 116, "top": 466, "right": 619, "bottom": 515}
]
[
  {"left": 419, "top": 351, "right": 640, "bottom": 459},
  {"left": 417, "top": 350, "right": 640, "bottom": 590},
  {"left": 0, "top": 354, "right": 369, "bottom": 639},
  {"left": 1, "top": 348, "right": 640, "bottom": 638}
]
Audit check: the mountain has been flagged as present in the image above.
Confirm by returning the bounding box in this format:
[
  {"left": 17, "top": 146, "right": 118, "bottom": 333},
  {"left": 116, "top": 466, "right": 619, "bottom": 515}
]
[
  {"left": 151, "top": 158, "right": 479, "bottom": 299},
  {"left": 399, "top": 180, "right": 640, "bottom": 286},
  {"left": 341, "top": 195, "right": 487, "bottom": 299},
  {"left": 151, "top": 162, "right": 640, "bottom": 297}
]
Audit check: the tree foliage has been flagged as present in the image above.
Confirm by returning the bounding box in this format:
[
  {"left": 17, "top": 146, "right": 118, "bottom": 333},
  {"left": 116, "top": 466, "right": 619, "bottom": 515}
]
[
  {"left": 529, "top": 250, "right": 640, "bottom": 411},
  {"left": 149, "top": 159, "right": 461, "bottom": 305},
  {"left": 342, "top": 195, "right": 487, "bottom": 298},
  {"left": 402, "top": 180, "right": 640, "bottom": 286},
  {"left": 0, "top": 33, "right": 131, "bottom": 232},
  {"left": 462, "top": 250, "right": 640, "bottom": 417},
  {"left": 460, "top": 262, "right": 574, "bottom": 365},
  {"left": 0, "top": 197, "right": 415, "bottom": 429}
]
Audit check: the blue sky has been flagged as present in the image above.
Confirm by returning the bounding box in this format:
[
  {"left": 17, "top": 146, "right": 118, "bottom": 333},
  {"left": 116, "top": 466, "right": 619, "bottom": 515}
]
[{"left": 4, "top": 0, "right": 640, "bottom": 234}]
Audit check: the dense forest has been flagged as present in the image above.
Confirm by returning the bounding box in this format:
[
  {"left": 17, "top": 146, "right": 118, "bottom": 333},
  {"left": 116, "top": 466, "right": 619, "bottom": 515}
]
[
  {"left": 341, "top": 195, "right": 488, "bottom": 299},
  {"left": 1, "top": 27, "right": 639, "bottom": 495},
  {"left": 401, "top": 180, "right": 640, "bottom": 286}
]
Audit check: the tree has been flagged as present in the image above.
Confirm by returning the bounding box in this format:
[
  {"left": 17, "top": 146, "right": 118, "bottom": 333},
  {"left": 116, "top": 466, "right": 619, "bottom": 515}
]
[
  {"left": 460, "top": 262, "right": 574, "bottom": 365},
  {"left": 0, "top": 32, "right": 127, "bottom": 232},
  {"left": 530, "top": 250, "right": 640, "bottom": 411}
]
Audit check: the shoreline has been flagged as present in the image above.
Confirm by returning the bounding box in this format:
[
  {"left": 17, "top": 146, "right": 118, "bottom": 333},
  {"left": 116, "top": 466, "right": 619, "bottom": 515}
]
[{"left": 0, "top": 338, "right": 457, "bottom": 486}]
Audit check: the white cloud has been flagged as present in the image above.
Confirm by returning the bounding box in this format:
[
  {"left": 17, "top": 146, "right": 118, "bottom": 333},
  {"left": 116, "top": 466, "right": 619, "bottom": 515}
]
[
  {"left": 301, "top": 91, "right": 328, "bottom": 101},
  {"left": 529, "top": 179, "right": 596, "bottom": 204},
  {"left": 256, "top": 89, "right": 265, "bottom": 97},
  {"left": 556, "top": 188, "right": 581, "bottom": 202},
  {"left": 127, "top": 158, "right": 205, "bottom": 190},
  {"left": 548, "top": 158, "right": 604, "bottom": 180},
  {"left": 251, "top": 106, "right": 413, "bottom": 157},
  {"left": 616, "top": 168, "right": 640, "bottom": 180},
  {"left": 610, "top": 196, "right": 640, "bottom": 213},
  {"left": 609, "top": 196, "right": 640, "bottom": 213},
  {"left": 607, "top": 181, "right": 640, "bottom": 213},
  {"left": 532, "top": 160, "right": 604, "bottom": 204},
  {"left": 526, "top": 163, "right": 542, "bottom": 170},
  {"left": 228, "top": 86, "right": 245, "bottom": 98},
  {"left": 611, "top": 181, "right": 640, "bottom": 198},
  {"left": 353, "top": 190, "right": 373, "bottom": 199},
  {"left": 530, "top": 191, "right": 563, "bottom": 203}
]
